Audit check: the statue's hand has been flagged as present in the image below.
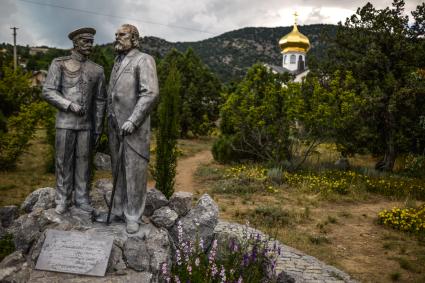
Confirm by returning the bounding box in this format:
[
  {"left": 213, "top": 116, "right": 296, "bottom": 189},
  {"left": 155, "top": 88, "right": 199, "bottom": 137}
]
[
  {"left": 69, "top": 102, "right": 85, "bottom": 116},
  {"left": 121, "top": 121, "right": 136, "bottom": 136}
]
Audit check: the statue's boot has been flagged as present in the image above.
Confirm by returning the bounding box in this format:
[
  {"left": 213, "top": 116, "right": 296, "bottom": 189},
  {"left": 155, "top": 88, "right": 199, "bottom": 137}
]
[
  {"left": 55, "top": 204, "right": 68, "bottom": 214},
  {"left": 126, "top": 222, "right": 139, "bottom": 234},
  {"left": 76, "top": 203, "right": 95, "bottom": 213}
]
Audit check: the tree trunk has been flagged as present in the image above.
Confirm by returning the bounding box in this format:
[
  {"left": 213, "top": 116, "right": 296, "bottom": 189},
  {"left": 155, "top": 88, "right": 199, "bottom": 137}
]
[{"left": 375, "top": 136, "right": 397, "bottom": 172}]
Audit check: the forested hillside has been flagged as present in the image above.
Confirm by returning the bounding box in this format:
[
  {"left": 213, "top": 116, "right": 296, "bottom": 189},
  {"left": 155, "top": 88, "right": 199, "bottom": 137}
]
[{"left": 1, "top": 24, "right": 336, "bottom": 82}]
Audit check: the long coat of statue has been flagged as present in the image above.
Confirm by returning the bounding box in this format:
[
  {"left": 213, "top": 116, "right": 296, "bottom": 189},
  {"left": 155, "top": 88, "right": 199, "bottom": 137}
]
[{"left": 107, "top": 48, "right": 159, "bottom": 224}]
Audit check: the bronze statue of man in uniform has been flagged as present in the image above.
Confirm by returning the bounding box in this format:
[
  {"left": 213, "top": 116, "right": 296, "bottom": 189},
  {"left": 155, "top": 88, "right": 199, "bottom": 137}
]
[
  {"left": 42, "top": 27, "right": 106, "bottom": 215},
  {"left": 106, "top": 24, "right": 159, "bottom": 233}
]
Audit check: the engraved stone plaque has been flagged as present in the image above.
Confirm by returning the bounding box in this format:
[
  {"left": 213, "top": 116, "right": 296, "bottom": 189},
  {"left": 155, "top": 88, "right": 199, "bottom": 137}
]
[{"left": 35, "top": 229, "right": 113, "bottom": 276}]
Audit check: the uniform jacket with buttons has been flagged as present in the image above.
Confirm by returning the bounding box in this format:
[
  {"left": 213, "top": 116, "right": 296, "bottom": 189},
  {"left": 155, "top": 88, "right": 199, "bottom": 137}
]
[
  {"left": 108, "top": 48, "right": 159, "bottom": 160},
  {"left": 42, "top": 51, "right": 106, "bottom": 134}
]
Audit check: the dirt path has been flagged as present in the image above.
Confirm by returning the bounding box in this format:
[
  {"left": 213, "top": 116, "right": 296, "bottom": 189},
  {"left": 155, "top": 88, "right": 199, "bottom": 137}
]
[{"left": 174, "top": 150, "right": 213, "bottom": 193}]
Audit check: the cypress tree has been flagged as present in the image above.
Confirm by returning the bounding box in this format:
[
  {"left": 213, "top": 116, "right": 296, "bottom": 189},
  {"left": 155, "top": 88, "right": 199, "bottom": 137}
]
[{"left": 154, "top": 64, "right": 181, "bottom": 198}]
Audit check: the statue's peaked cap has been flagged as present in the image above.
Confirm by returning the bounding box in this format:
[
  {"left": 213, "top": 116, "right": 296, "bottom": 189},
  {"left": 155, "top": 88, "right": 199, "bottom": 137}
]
[{"left": 68, "top": 27, "right": 96, "bottom": 40}]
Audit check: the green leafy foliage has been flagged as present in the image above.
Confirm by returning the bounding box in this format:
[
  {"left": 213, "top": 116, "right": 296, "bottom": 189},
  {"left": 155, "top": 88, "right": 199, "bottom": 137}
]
[
  {"left": 216, "top": 64, "right": 295, "bottom": 164},
  {"left": 154, "top": 64, "right": 181, "bottom": 198},
  {"left": 0, "top": 65, "right": 54, "bottom": 170},
  {"left": 318, "top": 0, "right": 425, "bottom": 171},
  {"left": 301, "top": 71, "right": 369, "bottom": 156},
  {"left": 0, "top": 101, "right": 52, "bottom": 170},
  {"left": 157, "top": 48, "right": 222, "bottom": 137},
  {"left": 0, "top": 66, "right": 37, "bottom": 122}
]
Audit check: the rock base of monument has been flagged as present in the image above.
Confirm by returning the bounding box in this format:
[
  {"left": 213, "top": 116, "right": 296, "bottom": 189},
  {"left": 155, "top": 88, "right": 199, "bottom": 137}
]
[{"left": 0, "top": 180, "right": 357, "bottom": 283}]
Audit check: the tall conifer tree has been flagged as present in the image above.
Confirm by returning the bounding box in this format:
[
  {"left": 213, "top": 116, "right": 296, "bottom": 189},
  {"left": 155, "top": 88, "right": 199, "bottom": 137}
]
[{"left": 154, "top": 64, "right": 181, "bottom": 198}]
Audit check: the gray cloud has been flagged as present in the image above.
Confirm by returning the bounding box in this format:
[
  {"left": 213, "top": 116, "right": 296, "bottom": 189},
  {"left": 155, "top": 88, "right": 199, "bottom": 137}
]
[{"left": 0, "top": 0, "right": 421, "bottom": 48}]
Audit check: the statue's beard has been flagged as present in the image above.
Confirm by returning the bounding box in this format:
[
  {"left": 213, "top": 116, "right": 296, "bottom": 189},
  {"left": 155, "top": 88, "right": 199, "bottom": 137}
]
[{"left": 114, "top": 40, "right": 133, "bottom": 53}]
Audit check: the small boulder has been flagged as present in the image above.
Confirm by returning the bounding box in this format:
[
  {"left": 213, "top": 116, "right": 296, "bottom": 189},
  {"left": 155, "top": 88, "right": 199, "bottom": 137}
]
[
  {"left": 169, "top": 191, "right": 192, "bottom": 217},
  {"left": 94, "top": 152, "right": 112, "bottom": 171},
  {"left": 107, "top": 244, "right": 126, "bottom": 273},
  {"left": 124, "top": 225, "right": 172, "bottom": 273},
  {"left": 0, "top": 206, "right": 18, "bottom": 228},
  {"left": 7, "top": 212, "right": 42, "bottom": 253},
  {"left": 20, "top": 187, "right": 55, "bottom": 213},
  {"left": 277, "top": 271, "right": 298, "bottom": 283},
  {"left": 0, "top": 250, "right": 25, "bottom": 269},
  {"left": 335, "top": 157, "right": 350, "bottom": 171},
  {"left": 151, "top": 206, "right": 178, "bottom": 229},
  {"left": 170, "top": 194, "right": 218, "bottom": 251},
  {"left": 0, "top": 251, "right": 30, "bottom": 283},
  {"left": 143, "top": 188, "right": 168, "bottom": 217}
]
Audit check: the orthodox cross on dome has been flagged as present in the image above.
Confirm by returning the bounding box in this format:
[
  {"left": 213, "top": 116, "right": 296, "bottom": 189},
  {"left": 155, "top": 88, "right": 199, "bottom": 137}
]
[{"left": 293, "top": 11, "right": 298, "bottom": 25}]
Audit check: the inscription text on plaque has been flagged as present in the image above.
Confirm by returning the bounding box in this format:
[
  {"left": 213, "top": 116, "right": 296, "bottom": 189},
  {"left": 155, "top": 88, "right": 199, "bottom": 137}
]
[{"left": 35, "top": 229, "right": 113, "bottom": 276}]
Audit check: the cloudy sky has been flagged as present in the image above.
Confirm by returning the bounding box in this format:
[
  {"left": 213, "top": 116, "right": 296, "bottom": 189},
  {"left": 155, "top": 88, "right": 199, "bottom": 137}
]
[{"left": 0, "top": 0, "right": 421, "bottom": 48}]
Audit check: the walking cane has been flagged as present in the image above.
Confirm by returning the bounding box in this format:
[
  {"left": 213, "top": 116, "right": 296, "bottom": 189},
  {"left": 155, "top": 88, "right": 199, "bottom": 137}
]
[{"left": 106, "top": 133, "right": 124, "bottom": 225}]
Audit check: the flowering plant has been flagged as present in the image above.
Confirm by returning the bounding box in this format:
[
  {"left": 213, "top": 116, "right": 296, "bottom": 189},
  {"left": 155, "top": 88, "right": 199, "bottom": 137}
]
[
  {"left": 378, "top": 204, "right": 425, "bottom": 234},
  {"left": 160, "top": 221, "right": 280, "bottom": 282}
]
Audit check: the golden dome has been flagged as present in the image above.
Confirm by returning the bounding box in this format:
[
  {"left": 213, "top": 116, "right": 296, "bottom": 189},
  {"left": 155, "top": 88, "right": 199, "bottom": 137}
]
[{"left": 279, "top": 24, "right": 310, "bottom": 53}]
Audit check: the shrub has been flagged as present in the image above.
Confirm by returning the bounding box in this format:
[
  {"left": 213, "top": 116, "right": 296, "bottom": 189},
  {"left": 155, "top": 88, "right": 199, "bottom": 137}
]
[
  {"left": 267, "top": 167, "right": 284, "bottom": 185},
  {"left": 212, "top": 135, "right": 239, "bottom": 164},
  {"left": 378, "top": 205, "right": 425, "bottom": 234},
  {"left": 399, "top": 154, "right": 425, "bottom": 178},
  {"left": 215, "top": 64, "right": 295, "bottom": 164},
  {"left": 0, "top": 102, "right": 51, "bottom": 170}
]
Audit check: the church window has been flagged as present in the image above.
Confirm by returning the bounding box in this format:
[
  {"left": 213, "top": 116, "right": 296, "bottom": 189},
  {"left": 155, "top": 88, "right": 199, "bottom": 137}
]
[{"left": 290, "top": 55, "right": 296, "bottom": 64}]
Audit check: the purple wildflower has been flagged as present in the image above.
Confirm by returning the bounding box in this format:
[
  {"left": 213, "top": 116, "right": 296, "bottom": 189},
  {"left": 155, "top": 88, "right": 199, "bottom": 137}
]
[
  {"left": 209, "top": 239, "right": 218, "bottom": 263},
  {"left": 237, "top": 276, "right": 243, "bottom": 283},
  {"left": 177, "top": 221, "right": 183, "bottom": 244},
  {"left": 251, "top": 245, "right": 257, "bottom": 261},
  {"left": 174, "top": 275, "right": 181, "bottom": 283},
  {"left": 271, "top": 259, "right": 277, "bottom": 273},
  {"left": 161, "top": 262, "right": 168, "bottom": 275},
  {"left": 211, "top": 263, "right": 218, "bottom": 277},
  {"left": 195, "top": 257, "right": 200, "bottom": 267},
  {"left": 176, "top": 249, "right": 182, "bottom": 266},
  {"left": 243, "top": 253, "right": 249, "bottom": 267},
  {"left": 220, "top": 265, "right": 226, "bottom": 282}
]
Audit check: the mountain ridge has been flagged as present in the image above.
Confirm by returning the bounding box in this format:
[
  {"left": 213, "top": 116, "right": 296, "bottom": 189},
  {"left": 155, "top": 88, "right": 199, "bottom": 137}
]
[{"left": 1, "top": 24, "right": 337, "bottom": 82}]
